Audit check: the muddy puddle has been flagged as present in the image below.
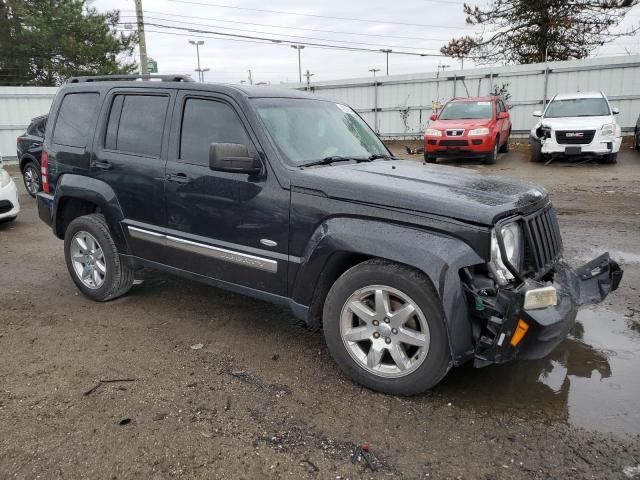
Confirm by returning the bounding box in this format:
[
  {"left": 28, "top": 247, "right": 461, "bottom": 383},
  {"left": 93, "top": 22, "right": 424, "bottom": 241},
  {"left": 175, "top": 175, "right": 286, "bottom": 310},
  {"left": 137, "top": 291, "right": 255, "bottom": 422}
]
[{"left": 430, "top": 308, "right": 640, "bottom": 436}]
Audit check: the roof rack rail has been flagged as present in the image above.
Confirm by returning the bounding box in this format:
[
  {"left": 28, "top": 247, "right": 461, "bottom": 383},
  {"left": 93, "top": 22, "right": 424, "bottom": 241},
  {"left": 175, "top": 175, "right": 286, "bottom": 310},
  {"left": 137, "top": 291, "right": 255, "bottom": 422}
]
[{"left": 66, "top": 74, "right": 195, "bottom": 83}]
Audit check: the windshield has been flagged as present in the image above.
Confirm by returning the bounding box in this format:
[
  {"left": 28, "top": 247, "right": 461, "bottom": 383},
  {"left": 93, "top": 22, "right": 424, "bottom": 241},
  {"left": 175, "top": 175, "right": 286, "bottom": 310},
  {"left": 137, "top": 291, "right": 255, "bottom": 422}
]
[
  {"left": 252, "top": 98, "right": 388, "bottom": 166},
  {"left": 439, "top": 101, "right": 493, "bottom": 120},
  {"left": 545, "top": 98, "right": 610, "bottom": 118}
]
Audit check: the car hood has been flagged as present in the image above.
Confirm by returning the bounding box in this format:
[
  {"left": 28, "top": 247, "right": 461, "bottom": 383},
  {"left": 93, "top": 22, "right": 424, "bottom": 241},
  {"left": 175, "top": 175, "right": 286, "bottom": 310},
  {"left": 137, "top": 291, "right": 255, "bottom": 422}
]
[
  {"left": 430, "top": 118, "right": 493, "bottom": 130},
  {"left": 538, "top": 115, "right": 614, "bottom": 130},
  {"left": 292, "top": 160, "right": 549, "bottom": 225}
]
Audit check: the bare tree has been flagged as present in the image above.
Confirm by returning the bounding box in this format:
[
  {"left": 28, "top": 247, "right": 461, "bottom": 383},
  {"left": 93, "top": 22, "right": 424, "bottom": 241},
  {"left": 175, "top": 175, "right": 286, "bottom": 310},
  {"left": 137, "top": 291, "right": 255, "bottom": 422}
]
[{"left": 441, "top": 0, "right": 639, "bottom": 64}]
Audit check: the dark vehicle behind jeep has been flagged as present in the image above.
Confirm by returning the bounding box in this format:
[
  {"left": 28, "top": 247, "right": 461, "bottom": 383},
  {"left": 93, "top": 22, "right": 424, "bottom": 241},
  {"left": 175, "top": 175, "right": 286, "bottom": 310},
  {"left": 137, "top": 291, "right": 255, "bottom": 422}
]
[
  {"left": 17, "top": 114, "right": 47, "bottom": 197},
  {"left": 36, "top": 75, "right": 623, "bottom": 395}
]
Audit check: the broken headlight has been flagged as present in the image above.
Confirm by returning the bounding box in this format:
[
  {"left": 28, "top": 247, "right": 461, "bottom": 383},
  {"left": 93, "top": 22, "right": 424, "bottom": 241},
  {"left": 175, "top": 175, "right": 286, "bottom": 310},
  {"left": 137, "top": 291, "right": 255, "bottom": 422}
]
[{"left": 490, "top": 222, "right": 523, "bottom": 285}]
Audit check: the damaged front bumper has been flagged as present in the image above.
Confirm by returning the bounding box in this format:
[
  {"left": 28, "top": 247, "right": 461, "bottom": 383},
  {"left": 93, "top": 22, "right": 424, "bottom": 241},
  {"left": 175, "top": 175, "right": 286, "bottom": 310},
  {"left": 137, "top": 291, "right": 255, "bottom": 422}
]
[{"left": 473, "top": 253, "right": 623, "bottom": 367}]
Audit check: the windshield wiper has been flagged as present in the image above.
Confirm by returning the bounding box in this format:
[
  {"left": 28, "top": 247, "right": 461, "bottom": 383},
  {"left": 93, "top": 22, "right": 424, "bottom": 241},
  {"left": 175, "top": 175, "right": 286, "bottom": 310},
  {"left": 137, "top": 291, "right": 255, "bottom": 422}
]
[
  {"left": 299, "top": 156, "right": 355, "bottom": 168},
  {"left": 367, "top": 153, "right": 396, "bottom": 161},
  {"left": 300, "top": 154, "right": 392, "bottom": 168}
]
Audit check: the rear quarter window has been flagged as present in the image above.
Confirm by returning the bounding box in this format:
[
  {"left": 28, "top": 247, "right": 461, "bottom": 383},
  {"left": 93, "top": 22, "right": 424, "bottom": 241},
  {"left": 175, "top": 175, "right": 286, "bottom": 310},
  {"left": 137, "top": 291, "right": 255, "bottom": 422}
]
[{"left": 52, "top": 93, "right": 100, "bottom": 147}]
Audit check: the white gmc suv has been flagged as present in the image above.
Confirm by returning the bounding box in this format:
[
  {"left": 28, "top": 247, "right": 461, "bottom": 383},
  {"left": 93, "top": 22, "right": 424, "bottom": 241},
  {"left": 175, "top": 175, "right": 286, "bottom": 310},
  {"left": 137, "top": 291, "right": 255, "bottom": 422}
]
[{"left": 529, "top": 92, "right": 622, "bottom": 164}]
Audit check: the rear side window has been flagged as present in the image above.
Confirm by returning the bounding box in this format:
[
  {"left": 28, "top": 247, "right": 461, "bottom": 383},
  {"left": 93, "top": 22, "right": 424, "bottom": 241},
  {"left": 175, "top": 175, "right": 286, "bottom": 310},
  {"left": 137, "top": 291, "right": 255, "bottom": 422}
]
[
  {"left": 105, "top": 94, "right": 169, "bottom": 157},
  {"left": 179, "top": 98, "right": 250, "bottom": 165},
  {"left": 52, "top": 93, "right": 99, "bottom": 147}
]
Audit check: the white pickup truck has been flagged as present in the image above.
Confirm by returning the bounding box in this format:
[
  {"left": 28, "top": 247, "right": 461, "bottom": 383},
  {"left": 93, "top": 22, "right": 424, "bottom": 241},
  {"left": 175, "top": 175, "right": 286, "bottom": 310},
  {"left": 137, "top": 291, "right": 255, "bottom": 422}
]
[{"left": 529, "top": 92, "right": 622, "bottom": 164}]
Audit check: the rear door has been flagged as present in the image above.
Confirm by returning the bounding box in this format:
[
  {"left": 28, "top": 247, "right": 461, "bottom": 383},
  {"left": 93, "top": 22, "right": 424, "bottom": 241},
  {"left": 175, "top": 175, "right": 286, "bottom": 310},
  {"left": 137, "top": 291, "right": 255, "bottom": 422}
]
[
  {"left": 163, "top": 91, "right": 290, "bottom": 295},
  {"left": 91, "top": 89, "right": 174, "bottom": 263}
]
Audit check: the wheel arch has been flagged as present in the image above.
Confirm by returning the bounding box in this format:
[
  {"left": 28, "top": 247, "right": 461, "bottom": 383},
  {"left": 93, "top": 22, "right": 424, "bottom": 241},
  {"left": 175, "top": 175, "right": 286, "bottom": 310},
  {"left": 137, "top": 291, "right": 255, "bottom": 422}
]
[
  {"left": 52, "top": 174, "right": 130, "bottom": 253},
  {"left": 19, "top": 154, "right": 39, "bottom": 172},
  {"left": 292, "top": 217, "right": 485, "bottom": 363}
]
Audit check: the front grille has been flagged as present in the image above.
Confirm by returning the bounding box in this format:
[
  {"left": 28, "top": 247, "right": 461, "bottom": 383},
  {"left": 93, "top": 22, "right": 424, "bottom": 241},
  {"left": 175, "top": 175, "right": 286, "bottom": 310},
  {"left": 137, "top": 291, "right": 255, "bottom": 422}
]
[
  {"left": 0, "top": 200, "right": 13, "bottom": 214},
  {"left": 439, "top": 139, "right": 468, "bottom": 147},
  {"left": 555, "top": 130, "right": 595, "bottom": 145},
  {"left": 446, "top": 129, "right": 465, "bottom": 137},
  {"left": 523, "top": 206, "right": 563, "bottom": 272}
]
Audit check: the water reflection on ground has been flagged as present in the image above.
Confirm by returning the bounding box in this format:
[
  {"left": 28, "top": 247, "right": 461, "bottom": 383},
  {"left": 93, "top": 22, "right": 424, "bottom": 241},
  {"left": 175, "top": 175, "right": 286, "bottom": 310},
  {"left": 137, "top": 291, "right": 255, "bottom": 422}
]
[{"left": 430, "top": 309, "right": 640, "bottom": 435}]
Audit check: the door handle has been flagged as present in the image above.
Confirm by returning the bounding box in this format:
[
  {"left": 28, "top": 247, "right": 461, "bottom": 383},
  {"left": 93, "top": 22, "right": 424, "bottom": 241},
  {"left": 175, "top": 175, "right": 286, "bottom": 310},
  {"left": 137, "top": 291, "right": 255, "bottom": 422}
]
[
  {"left": 92, "top": 160, "right": 112, "bottom": 169},
  {"left": 167, "top": 173, "right": 192, "bottom": 184}
]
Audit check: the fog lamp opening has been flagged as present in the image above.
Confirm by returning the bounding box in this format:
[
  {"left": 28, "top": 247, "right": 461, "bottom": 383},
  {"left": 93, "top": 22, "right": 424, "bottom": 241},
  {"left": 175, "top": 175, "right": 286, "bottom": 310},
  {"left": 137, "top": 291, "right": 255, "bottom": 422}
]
[
  {"left": 510, "top": 319, "right": 529, "bottom": 347},
  {"left": 523, "top": 286, "right": 558, "bottom": 310}
]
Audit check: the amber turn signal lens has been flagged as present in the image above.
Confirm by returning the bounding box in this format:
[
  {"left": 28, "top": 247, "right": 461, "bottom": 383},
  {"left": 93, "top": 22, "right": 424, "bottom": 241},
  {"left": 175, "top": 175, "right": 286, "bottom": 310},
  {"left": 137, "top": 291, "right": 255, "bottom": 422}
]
[{"left": 510, "top": 319, "right": 529, "bottom": 346}]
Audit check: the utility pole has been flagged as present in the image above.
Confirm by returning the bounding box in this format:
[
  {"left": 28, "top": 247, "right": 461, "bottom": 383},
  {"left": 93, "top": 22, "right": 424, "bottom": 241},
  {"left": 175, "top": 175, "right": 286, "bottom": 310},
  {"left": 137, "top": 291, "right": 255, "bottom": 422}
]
[
  {"left": 134, "top": 0, "right": 149, "bottom": 75},
  {"left": 291, "top": 45, "right": 305, "bottom": 83},
  {"left": 380, "top": 49, "right": 392, "bottom": 76},
  {"left": 248, "top": 69, "right": 253, "bottom": 85},
  {"left": 369, "top": 68, "right": 380, "bottom": 134},
  {"left": 303, "top": 69, "right": 314, "bottom": 91},
  {"left": 189, "top": 40, "right": 204, "bottom": 81}
]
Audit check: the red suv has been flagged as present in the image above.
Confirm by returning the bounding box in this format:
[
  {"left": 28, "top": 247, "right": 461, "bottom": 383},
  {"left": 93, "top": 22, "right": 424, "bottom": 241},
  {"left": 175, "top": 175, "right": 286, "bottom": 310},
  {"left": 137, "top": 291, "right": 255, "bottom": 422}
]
[{"left": 423, "top": 96, "right": 511, "bottom": 164}]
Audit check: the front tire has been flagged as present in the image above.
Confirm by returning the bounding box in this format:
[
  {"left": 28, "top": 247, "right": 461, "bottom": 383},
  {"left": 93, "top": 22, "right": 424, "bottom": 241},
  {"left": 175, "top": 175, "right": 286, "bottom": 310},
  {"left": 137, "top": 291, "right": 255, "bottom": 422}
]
[
  {"left": 424, "top": 153, "right": 437, "bottom": 163},
  {"left": 483, "top": 138, "right": 499, "bottom": 164},
  {"left": 64, "top": 214, "right": 134, "bottom": 301},
  {"left": 596, "top": 153, "right": 618, "bottom": 164},
  {"left": 530, "top": 140, "right": 544, "bottom": 163},
  {"left": 21, "top": 161, "right": 41, "bottom": 198},
  {"left": 323, "top": 259, "right": 450, "bottom": 395}
]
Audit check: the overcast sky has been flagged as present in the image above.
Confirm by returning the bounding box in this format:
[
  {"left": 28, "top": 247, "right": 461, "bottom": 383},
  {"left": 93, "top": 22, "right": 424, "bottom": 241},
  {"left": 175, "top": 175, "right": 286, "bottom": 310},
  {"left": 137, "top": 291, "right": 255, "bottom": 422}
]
[{"left": 93, "top": 0, "right": 640, "bottom": 85}]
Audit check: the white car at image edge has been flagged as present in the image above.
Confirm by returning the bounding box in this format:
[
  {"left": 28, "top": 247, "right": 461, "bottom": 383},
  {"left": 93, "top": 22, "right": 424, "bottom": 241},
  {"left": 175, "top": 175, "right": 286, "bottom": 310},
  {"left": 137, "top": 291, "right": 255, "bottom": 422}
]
[
  {"left": 529, "top": 91, "right": 622, "bottom": 164},
  {"left": 0, "top": 154, "right": 20, "bottom": 223}
]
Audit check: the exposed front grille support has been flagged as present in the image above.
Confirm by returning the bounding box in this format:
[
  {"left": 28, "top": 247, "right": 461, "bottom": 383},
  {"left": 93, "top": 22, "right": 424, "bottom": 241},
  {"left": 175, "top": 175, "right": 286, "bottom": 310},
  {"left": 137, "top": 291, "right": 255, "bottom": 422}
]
[{"left": 523, "top": 206, "right": 563, "bottom": 273}]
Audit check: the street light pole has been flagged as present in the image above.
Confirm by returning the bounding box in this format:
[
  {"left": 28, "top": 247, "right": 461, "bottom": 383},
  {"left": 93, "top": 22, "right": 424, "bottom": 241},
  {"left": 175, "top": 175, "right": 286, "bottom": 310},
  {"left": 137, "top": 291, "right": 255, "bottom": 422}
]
[
  {"left": 291, "top": 45, "right": 305, "bottom": 84},
  {"left": 303, "top": 69, "right": 314, "bottom": 91},
  {"left": 196, "top": 67, "right": 210, "bottom": 81},
  {"left": 188, "top": 40, "right": 204, "bottom": 81},
  {"left": 134, "top": 0, "right": 149, "bottom": 75},
  {"left": 380, "top": 49, "right": 392, "bottom": 76},
  {"left": 369, "top": 68, "right": 380, "bottom": 133}
]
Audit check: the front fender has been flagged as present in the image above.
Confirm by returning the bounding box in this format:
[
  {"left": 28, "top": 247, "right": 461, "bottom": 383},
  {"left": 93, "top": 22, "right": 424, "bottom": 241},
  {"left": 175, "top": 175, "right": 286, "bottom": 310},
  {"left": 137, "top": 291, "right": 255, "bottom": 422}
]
[
  {"left": 292, "top": 217, "right": 485, "bottom": 363},
  {"left": 52, "top": 174, "right": 129, "bottom": 253}
]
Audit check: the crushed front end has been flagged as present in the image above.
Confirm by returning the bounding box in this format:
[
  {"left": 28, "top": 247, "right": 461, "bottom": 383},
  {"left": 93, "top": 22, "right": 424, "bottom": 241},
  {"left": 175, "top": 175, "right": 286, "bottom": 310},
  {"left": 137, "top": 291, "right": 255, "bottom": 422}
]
[{"left": 462, "top": 205, "right": 623, "bottom": 367}]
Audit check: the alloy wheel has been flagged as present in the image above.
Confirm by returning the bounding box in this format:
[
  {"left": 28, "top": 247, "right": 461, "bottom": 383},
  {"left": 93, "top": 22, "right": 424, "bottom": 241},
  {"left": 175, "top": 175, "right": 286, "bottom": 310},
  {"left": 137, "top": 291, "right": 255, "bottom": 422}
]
[
  {"left": 70, "top": 231, "right": 106, "bottom": 289},
  {"left": 339, "top": 285, "right": 430, "bottom": 378},
  {"left": 24, "top": 165, "right": 40, "bottom": 195}
]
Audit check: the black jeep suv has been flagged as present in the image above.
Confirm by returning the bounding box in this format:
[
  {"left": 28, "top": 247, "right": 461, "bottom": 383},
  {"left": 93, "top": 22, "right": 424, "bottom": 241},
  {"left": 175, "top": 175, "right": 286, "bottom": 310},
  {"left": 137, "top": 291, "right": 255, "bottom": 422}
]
[{"left": 37, "top": 74, "right": 622, "bottom": 395}]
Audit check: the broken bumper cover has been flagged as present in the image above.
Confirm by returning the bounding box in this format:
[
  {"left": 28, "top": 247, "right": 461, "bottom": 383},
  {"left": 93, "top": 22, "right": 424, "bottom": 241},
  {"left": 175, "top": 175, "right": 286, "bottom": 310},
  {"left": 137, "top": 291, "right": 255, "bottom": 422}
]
[{"left": 474, "top": 253, "right": 623, "bottom": 367}]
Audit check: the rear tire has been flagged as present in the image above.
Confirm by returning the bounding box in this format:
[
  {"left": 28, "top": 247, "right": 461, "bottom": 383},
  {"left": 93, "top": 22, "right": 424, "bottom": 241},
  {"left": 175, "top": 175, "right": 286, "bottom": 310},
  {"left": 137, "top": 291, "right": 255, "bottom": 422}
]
[
  {"left": 499, "top": 133, "right": 510, "bottom": 153},
  {"left": 21, "top": 161, "right": 41, "bottom": 198},
  {"left": 424, "top": 153, "right": 437, "bottom": 164},
  {"left": 596, "top": 153, "right": 618, "bottom": 164},
  {"left": 64, "top": 214, "right": 134, "bottom": 301},
  {"left": 323, "top": 259, "right": 451, "bottom": 395}
]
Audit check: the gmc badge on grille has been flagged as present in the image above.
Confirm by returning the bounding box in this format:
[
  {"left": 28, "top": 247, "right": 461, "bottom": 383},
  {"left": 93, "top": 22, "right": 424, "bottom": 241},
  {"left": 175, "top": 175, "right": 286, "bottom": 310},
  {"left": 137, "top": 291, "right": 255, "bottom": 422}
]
[{"left": 566, "top": 132, "right": 584, "bottom": 137}]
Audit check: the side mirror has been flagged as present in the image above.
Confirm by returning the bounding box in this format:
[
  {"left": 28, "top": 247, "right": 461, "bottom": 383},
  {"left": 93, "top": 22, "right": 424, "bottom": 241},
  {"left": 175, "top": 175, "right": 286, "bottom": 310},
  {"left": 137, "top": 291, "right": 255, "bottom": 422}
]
[
  {"left": 532, "top": 110, "right": 543, "bottom": 117},
  {"left": 497, "top": 111, "right": 509, "bottom": 119},
  {"left": 209, "top": 143, "right": 261, "bottom": 175},
  {"left": 612, "top": 107, "right": 619, "bottom": 115},
  {"left": 0, "top": 154, "right": 3, "bottom": 167},
  {"left": 429, "top": 114, "right": 437, "bottom": 121}
]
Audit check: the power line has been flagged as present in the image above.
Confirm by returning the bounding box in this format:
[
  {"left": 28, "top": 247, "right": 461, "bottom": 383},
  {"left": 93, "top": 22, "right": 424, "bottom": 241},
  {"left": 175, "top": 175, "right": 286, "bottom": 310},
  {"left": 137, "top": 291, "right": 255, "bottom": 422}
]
[
  {"left": 120, "top": 11, "right": 453, "bottom": 42},
  {"left": 123, "top": 22, "right": 460, "bottom": 57},
  {"left": 164, "top": 0, "right": 468, "bottom": 30},
  {"left": 119, "top": 15, "right": 444, "bottom": 51}
]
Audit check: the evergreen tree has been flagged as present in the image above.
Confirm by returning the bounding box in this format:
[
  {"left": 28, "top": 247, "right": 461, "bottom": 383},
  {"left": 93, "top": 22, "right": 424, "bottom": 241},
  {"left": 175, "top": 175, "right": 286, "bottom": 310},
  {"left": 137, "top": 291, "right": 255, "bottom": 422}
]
[
  {"left": 0, "top": 0, "right": 137, "bottom": 85},
  {"left": 441, "top": 0, "right": 639, "bottom": 64}
]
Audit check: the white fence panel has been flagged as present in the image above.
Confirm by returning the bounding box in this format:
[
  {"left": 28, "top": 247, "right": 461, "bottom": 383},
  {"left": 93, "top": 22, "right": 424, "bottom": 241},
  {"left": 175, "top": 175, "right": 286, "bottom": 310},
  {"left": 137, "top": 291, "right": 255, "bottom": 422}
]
[
  {"left": 288, "top": 55, "right": 640, "bottom": 139},
  {"left": 0, "top": 87, "right": 57, "bottom": 159}
]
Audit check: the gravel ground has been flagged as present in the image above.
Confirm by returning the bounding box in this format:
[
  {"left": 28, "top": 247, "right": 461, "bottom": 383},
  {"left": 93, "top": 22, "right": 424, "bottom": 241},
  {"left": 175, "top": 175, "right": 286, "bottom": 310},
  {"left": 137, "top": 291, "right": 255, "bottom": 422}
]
[{"left": 1, "top": 144, "right": 639, "bottom": 479}]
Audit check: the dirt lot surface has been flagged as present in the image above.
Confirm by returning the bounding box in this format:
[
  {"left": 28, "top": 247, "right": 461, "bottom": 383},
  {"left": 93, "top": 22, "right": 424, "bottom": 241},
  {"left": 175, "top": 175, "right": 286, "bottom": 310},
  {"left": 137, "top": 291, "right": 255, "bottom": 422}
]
[{"left": 1, "top": 145, "right": 640, "bottom": 479}]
